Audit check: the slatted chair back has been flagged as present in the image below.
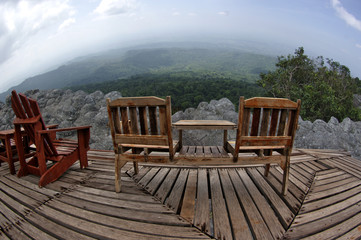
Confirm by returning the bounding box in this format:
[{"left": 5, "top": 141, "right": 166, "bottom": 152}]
[
  {"left": 107, "top": 96, "right": 174, "bottom": 158},
  {"left": 232, "top": 97, "right": 301, "bottom": 195},
  {"left": 11, "top": 91, "right": 58, "bottom": 157},
  {"left": 234, "top": 97, "right": 301, "bottom": 156}
]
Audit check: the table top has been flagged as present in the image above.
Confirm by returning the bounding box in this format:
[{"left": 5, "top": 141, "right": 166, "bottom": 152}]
[
  {"left": 0, "top": 129, "right": 16, "bottom": 137},
  {"left": 172, "top": 120, "right": 236, "bottom": 130}
]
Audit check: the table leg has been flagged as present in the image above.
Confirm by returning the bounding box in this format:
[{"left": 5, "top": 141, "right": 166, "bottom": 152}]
[
  {"left": 223, "top": 130, "right": 228, "bottom": 148},
  {"left": 178, "top": 129, "right": 183, "bottom": 148},
  {"left": 5, "top": 136, "right": 15, "bottom": 175}
]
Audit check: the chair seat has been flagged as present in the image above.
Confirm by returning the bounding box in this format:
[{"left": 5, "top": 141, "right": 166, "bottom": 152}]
[
  {"left": 120, "top": 141, "right": 178, "bottom": 150},
  {"left": 52, "top": 139, "right": 79, "bottom": 156},
  {"left": 238, "top": 145, "right": 286, "bottom": 151}
]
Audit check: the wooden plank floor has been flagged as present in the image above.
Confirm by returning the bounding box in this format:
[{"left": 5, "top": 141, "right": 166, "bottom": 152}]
[{"left": 0, "top": 148, "right": 360, "bottom": 239}]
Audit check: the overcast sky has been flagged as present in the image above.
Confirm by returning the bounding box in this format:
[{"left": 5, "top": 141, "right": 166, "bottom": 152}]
[{"left": 0, "top": 0, "right": 361, "bottom": 93}]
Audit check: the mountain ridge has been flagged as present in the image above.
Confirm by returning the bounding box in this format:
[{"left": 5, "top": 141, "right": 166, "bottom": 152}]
[{"left": 0, "top": 43, "right": 277, "bottom": 101}]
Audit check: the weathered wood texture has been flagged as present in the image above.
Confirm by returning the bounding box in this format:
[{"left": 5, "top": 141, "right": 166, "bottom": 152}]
[
  {"left": 228, "top": 97, "right": 301, "bottom": 195},
  {"left": 107, "top": 96, "right": 176, "bottom": 192},
  {"left": 1, "top": 148, "right": 360, "bottom": 240},
  {"left": 0, "top": 151, "right": 208, "bottom": 240},
  {"left": 129, "top": 149, "right": 360, "bottom": 240}
]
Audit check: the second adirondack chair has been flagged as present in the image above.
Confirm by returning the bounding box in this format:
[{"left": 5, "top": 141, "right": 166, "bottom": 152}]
[{"left": 11, "top": 90, "right": 91, "bottom": 187}]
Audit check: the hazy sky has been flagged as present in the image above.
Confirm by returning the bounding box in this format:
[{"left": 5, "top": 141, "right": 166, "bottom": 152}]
[{"left": 1, "top": 0, "right": 361, "bottom": 93}]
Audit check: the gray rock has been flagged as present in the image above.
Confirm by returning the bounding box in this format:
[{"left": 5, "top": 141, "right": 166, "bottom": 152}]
[
  {"left": 172, "top": 98, "right": 237, "bottom": 146},
  {"left": 1, "top": 89, "right": 361, "bottom": 160}
]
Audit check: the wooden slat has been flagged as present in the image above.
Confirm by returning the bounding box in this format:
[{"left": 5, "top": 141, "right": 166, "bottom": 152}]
[
  {"left": 129, "top": 106, "right": 139, "bottom": 134},
  {"left": 250, "top": 108, "right": 261, "bottom": 136},
  {"left": 145, "top": 167, "right": 170, "bottom": 195},
  {"left": 217, "top": 146, "right": 230, "bottom": 158},
  {"left": 210, "top": 146, "right": 221, "bottom": 158},
  {"left": 115, "top": 134, "right": 168, "bottom": 146},
  {"left": 137, "top": 106, "right": 147, "bottom": 135},
  {"left": 159, "top": 106, "right": 167, "bottom": 135},
  {"left": 209, "top": 169, "right": 232, "bottom": 239},
  {"left": 137, "top": 167, "right": 160, "bottom": 187},
  {"left": 228, "top": 168, "right": 274, "bottom": 239},
  {"left": 245, "top": 97, "right": 299, "bottom": 109},
  {"left": 165, "top": 169, "right": 189, "bottom": 213},
  {"left": 180, "top": 169, "right": 197, "bottom": 223},
  {"left": 111, "top": 108, "right": 121, "bottom": 134},
  {"left": 108, "top": 96, "right": 167, "bottom": 107},
  {"left": 148, "top": 106, "right": 158, "bottom": 135},
  {"left": 155, "top": 168, "right": 180, "bottom": 202},
  {"left": 196, "top": 146, "right": 204, "bottom": 157},
  {"left": 219, "top": 169, "right": 252, "bottom": 239},
  {"left": 239, "top": 136, "right": 291, "bottom": 147},
  {"left": 247, "top": 168, "right": 294, "bottom": 228},
  {"left": 120, "top": 107, "right": 130, "bottom": 134},
  {"left": 277, "top": 109, "right": 288, "bottom": 136},
  {"left": 242, "top": 108, "right": 251, "bottom": 136},
  {"left": 237, "top": 168, "right": 284, "bottom": 239},
  {"left": 269, "top": 109, "right": 280, "bottom": 136},
  {"left": 193, "top": 169, "right": 211, "bottom": 235},
  {"left": 260, "top": 108, "right": 271, "bottom": 136},
  {"left": 204, "top": 147, "right": 212, "bottom": 158}
]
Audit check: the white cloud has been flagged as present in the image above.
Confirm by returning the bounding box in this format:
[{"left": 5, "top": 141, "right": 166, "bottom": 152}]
[
  {"left": 356, "top": 44, "right": 361, "bottom": 49},
  {"left": 94, "top": 0, "right": 138, "bottom": 16},
  {"left": 0, "top": 0, "right": 76, "bottom": 91},
  {"left": 0, "top": 0, "right": 75, "bottom": 63},
  {"left": 331, "top": 0, "right": 361, "bottom": 31},
  {"left": 58, "top": 18, "right": 76, "bottom": 31},
  {"left": 218, "top": 11, "right": 229, "bottom": 16},
  {"left": 172, "top": 12, "right": 181, "bottom": 16}
]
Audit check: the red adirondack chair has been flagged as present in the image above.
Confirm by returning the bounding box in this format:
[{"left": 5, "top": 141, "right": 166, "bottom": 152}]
[{"left": 11, "top": 90, "right": 91, "bottom": 187}]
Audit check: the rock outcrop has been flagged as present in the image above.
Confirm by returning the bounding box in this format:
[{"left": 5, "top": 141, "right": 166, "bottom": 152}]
[
  {"left": 0, "top": 89, "right": 121, "bottom": 150},
  {"left": 1, "top": 89, "right": 361, "bottom": 160}
]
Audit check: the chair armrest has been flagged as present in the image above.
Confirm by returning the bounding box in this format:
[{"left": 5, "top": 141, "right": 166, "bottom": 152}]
[
  {"left": 37, "top": 125, "right": 91, "bottom": 134},
  {"left": 46, "top": 124, "right": 58, "bottom": 129}
]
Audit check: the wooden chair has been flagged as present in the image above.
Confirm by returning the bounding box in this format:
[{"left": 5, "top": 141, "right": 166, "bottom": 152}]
[
  {"left": 226, "top": 97, "right": 301, "bottom": 195},
  {"left": 11, "top": 90, "right": 91, "bottom": 187},
  {"left": 107, "top": 96, "right": 178, "bottom": 192}
]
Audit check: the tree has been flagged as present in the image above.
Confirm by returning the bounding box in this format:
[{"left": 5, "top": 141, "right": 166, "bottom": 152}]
[{"left": 258, "top": 47, "right": 361, "bottom": 121}]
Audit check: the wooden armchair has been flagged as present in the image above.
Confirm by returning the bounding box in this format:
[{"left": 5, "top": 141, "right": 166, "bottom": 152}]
[
  {"left": 106, "top": 96, "right": 178, "bottom": 192},
  {"left": 11, "top": 90, "right": 91, "bottom": 187},
  {"left": 226, "top": 97, "right": 301, "bottom": 195}
]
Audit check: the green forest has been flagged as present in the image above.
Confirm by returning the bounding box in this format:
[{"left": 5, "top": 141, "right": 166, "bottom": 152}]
[
  {"left": 70, "top": 71, "right": 265, "bottom": 112},
  {"left": 258, "top": 47, "right": 361, "bottom": 121},
  {"left": 70, "top": 47, "right": 361, "bottom": 122}
]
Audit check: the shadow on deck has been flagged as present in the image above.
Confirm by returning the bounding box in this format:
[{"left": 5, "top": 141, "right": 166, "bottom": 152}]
[{"left": 0, "top": 148, "right": 360, "bottom": 239}]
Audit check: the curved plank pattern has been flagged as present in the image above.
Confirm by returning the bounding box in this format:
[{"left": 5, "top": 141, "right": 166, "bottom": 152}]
[
  {"left": 129, "top": 148, "right": 361, "bottom": 240},
  {"left": 0, "top": 153, "right": 208, "bottom": 240},
  {"left": 1, "top": 148, "right": 360, "bottom": 239}
]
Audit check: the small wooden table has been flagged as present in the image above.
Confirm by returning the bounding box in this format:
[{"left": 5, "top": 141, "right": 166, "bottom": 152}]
[
  {"left": 172, "top": 120, "right": 237, "bottom": 148},
  {"left": 0, "top": 129, "right": 27, "bottom": 174}
]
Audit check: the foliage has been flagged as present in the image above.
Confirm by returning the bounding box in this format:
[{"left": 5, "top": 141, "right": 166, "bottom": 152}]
[
  {"left": 70, "top": 72, "right": 265, "bottom": 112},
  {"left": 258, "top": 47, "right": 361, "bottom": 121}
]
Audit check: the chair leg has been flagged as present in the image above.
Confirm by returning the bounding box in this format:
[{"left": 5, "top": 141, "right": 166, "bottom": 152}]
[
  {"left": 264, "top": 164, "right": 270, "bottom": 177},
  {"left": 115, "top": 154, "right": 127, "bottom": 193},
  {"left": 133, "top": 161, "right": 139, "bottom": 175},
  {"left": 282, "top": 155, "right": 291, "bottom": 196},
  {"left": 77, "top": 130, "right": 89, "bottom": 169}
]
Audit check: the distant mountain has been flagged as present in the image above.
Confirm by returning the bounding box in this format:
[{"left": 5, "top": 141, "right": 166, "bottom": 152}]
[{"left": 0, "top": 43, "right": 277, "bottom": 101}]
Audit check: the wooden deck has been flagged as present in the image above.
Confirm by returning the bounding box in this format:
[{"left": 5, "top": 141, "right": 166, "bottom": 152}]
[{"left": 0, "top": 148, "right": 360, "bottom": 239}]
